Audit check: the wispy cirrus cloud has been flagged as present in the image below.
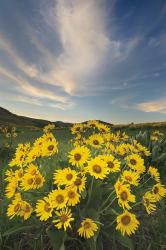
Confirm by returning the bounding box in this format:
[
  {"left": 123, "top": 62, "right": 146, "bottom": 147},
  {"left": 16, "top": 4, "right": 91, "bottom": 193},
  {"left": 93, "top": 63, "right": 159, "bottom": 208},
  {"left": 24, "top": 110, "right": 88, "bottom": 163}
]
[
  {"left": 38, "top": 0, "right": 111, "bottom": 94},
  {"left": 136, "top": 99, "right": 166, "bottom": 114},
  {"left": 110, "top": 95, "right": 134, "bottom": 108},
  {"left": 15, "top": 96, "right": 43, "bottom": 106},
  {"left": 0, "top": 35, "right": 39, "bottom": 78},
  {"left": 0, "top": 0, "right": 165, "bottom": 122},
  {"left": 0, "top": 0, "right": 140, "bottom": 99},
  {"left": 0, "top": 65, "right": 73, "bottom": 109},
  {"left": 110, "top": 94, "right": 166, "bottom": 114},
  {"left": 38, "top": 0, "right": 140, "bottom": 95}
]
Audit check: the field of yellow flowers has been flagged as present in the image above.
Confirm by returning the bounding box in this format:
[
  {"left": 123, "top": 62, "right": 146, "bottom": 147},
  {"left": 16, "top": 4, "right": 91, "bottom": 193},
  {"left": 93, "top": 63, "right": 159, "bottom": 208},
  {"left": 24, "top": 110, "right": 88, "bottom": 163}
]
[{"left": 0, "top": 122, "right": 166, "bottom": 250}]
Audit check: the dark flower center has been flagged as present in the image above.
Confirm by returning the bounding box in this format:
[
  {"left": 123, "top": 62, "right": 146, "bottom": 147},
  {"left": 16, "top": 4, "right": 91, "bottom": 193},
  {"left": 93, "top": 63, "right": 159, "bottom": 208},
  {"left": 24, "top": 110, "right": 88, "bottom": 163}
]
[
  {"left": 66, "top": 173, "right": 73, "bottom": 180},
  {"left": 93, "top": 140, "right": 99, "bottom": 145},
  {"left": 130, "top": 159, "right": 137, "bottom": 165},
  {"left": 120, "top": 191, "right": 128, "bottom": 201},
  {"left": 125, "top": 175, "right": 132, "bottom": 182},
  {"left": 35, "top": 177, "right": 42, "bottom": 185},
  {"left": 44, "top": 202, "right": 51, "bottom": 212},
  {"left": 93, "top": 164, "right": 102, "bottom": 174},
  {"left": 27, "top": 178, "right": 33, "bottom": 185},
  {"left": 74, "top": 153, "right": 81, "bottom": 161},
  {"left": 48, "top": 145, "right": 54, "bottom": 151},
  {"left": 74, "top": 178, "right": 82, "bottom": 186},
  {"left": 121, "top": 215, "right": 131, "bottom": 225},
  {"left": 60, "top": 214, "right": 68, "bottom": 223},
  {"left": 68, "top": 191, "right": 75, "bottom": 199},
  {"left": 153, "top": 186, "right": 159, "bottom": 194},
  {"left": 56, "top": 195, "right": 64, "bottom": 203},
  {"left": 107, "top": 161, "right": 114, "bottom": 168},
  {"left": 84, "top": 221, "right": 91, "bottom": 229}
]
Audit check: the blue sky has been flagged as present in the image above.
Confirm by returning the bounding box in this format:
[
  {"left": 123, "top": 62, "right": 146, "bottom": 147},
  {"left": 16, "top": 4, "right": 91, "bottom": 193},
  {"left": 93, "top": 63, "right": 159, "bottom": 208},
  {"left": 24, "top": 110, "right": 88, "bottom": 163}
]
[{"left": 0, "top": 0, "right": 166, "bottom": 123}]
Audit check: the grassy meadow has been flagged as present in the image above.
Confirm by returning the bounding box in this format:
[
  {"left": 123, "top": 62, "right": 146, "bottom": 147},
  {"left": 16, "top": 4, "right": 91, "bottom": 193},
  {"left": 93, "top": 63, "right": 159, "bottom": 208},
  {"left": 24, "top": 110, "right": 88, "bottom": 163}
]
[
  {"left": 0, "top": 122, "right": 166, "bottom": 250},
  {"left": 0, "top": 126, "right": 72, "bottom": 250}
]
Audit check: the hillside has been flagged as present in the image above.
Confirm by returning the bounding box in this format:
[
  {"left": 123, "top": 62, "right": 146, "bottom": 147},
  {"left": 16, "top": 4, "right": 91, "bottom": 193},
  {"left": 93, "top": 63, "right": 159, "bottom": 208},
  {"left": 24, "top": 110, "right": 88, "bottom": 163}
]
[
  {"left": 0, "top": 107, "right": 72, "bottom": 128},
  {"left": 113, "top": 121, "right": 166, "bottom": 130},
  {"left": 0, "top": 107, "right": 114, "bottom": 128},
  {"left": 0, "top": 106, "right": 166, "bottom": 130}
]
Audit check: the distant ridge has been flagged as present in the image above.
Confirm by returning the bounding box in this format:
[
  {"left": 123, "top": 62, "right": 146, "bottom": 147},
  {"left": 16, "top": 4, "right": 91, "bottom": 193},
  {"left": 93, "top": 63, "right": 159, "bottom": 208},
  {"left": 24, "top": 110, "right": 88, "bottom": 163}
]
[
  {"left": 1, "top": 106, "right": 165, "bottom": 129},
  {"left": 0, "top": 107, "right": 72, "bottom": 128},
  {"left": 0, "top": 107, "right": 114, "bottom": 128}
]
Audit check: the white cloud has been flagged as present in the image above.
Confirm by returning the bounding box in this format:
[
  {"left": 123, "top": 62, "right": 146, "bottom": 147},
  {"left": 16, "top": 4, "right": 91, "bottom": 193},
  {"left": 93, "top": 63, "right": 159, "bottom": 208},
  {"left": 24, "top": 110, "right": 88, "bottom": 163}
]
[
  {"left": 48, "top": 101, "right": 74, "bottom": 110},
  {"left": 39, "top": 0, "right": 111, "bottom": 94},
  {"left": 110, "top": 95, "right": 166, "bottom": 114},
  {"left": 0, "top": 0, "right": 141, "bottom": 100},
  {"left": 110, "top": 95, "right": 134, "bottom": 108},
  {"left": 0, "top": 66, "right": 73, "bottom": 109},
  {"left": 12, "top": 96, "right": 43, "bottom": 106},
  {"left": 136, "top": 99, "right": 166, "bottom": 114},
  {"left": 40, "top": 0, "right": 140, "bottom": 95},
  {"left": 0, "top": 35, "right": 39, "bottom": 78}
]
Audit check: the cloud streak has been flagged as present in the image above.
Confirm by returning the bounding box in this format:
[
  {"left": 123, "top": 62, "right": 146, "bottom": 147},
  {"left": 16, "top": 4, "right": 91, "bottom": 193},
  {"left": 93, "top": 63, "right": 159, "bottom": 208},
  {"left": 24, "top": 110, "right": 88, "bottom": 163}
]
[
  {"left": 0, "top": 35, "right": 39, "bottom": 78},
  {"left": 0, "top": 0, "right": 141, "bottom": 99},
  {"left": 39, "top": 0, "right": 111, "bottom": 94},
  {"left": 0, "top": 65, "right": 73, "bottom": 109},
  {"left": 0, "top": 0, "right": 165, "bottom": 122},
  {"left": 136, "top": 99, "right": 166, "bottom": 114},
  {"left": 40, "top": 0, "right": 140, "bottom": 94}
]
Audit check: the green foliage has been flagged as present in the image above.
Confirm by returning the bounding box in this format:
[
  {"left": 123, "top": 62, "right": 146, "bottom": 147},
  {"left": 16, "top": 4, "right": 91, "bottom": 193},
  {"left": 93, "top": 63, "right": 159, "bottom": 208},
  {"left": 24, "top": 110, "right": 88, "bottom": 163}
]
[
  {"left": 0, "top": 125, "right": 166, "bottom": 250},
  {"left": 47, "top": 226, "right": 66, "bottom": 250},
  {"left": 135, "top": 130, "right": 166, "bottom": 182},
  {"left": 115, "top": 233, "right": 134, "bottom": 250}
]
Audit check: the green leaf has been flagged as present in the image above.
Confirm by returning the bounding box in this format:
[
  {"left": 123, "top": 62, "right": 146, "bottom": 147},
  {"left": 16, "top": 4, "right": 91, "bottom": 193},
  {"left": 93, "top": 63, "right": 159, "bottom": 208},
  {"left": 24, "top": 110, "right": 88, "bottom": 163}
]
[
  {"left": 156, "top": 153, "right": 166, "bottom": 163},
  {"left": 79, "top": 207, "right": 87, "bottom": 217},
  {"left": 112, "top": 235, "right": 118, "bottom": 250},
  {"left": 87, "top": 238, "right": 97, "bottom": 250},
  {"left": 87, "top": 180, "right": 102, "bottom": 209},
  {"left": 96, "top": 235, "right": 104, "bottom": 250},
  {"left": 152, "top": 145, "right": 159, "bottom": 159},
  {"left": 2, "top": 225, "right": 38, "bottom": 237},
  {"left": 106, "top": 208, "right": 119, "bottom": 216},
  {"left": 46, "top": 225, "right": 66, "bottom": 250},
  {"left": 115, "top": 233, "right": 134, "bottom": 250},
  {"left": 87, "top": 208, "right": 99, "bottom": 220},
  {"left": 81, "top": 189, "right": 87, "bottom": 199},
  {"left": 147, "top": 243, "right": 151, "bottom": 250}
]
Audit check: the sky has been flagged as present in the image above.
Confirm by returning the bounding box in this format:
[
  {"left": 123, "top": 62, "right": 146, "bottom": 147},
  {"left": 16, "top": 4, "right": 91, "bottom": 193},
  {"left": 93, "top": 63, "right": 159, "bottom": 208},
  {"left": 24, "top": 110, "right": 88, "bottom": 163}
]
[{"left": 0, "top": 0, "right": 166, "bottom": 123}]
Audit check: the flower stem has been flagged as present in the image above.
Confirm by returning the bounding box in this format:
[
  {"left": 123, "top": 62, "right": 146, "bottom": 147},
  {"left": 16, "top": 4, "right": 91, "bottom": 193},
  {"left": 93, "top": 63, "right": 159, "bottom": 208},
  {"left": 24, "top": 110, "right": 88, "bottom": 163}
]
[
  {"left": 100, "top": 189, "right": 115, "bottom": 210},
  {"left": 87, "top": 177, "right": 94, "bottom": 206},
  {"left": 100, "top": 196, "right": 116, "bottom": 214}
]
